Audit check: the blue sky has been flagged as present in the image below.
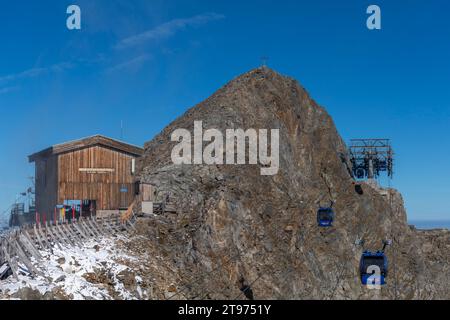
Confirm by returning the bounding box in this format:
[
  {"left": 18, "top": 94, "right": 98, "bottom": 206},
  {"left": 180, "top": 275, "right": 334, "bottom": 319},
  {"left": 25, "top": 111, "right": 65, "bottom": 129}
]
[{"left": 0, "top": 0, "right": 449, "bottom": 224}]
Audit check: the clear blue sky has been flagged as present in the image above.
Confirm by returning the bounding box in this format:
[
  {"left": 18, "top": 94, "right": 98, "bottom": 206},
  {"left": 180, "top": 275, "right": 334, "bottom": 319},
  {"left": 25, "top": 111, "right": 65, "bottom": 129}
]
[{"left": 0, "top": 0, "right": 449, "bottom": 225}]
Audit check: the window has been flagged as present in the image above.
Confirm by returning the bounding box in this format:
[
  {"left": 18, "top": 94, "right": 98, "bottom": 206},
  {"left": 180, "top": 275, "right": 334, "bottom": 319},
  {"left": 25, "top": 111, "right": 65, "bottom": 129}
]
[{"left": 134, "top": 181, "right": 140, "bottom": 195}]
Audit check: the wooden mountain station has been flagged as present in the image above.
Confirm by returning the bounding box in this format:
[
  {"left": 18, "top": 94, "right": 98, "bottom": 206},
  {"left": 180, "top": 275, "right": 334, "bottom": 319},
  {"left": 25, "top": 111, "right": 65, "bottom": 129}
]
[
  {"left": 0, "top": 134, "right": 164, "bottom": 280},
  {"left": 28, "top": 135, "right": 144, "bottom": 221}
]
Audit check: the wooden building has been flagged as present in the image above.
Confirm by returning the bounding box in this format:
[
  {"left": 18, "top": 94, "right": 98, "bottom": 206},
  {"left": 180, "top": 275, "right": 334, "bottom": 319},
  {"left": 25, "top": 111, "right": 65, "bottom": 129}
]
[{"left": 28, "top": 135, "right": 143, "bottom": 218}]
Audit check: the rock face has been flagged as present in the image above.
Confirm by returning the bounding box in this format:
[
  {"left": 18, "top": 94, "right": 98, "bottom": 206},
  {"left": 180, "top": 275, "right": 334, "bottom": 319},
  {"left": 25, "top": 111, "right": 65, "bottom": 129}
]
[{"left": 136, "top": 67, "right": 450, "bottom": 299}]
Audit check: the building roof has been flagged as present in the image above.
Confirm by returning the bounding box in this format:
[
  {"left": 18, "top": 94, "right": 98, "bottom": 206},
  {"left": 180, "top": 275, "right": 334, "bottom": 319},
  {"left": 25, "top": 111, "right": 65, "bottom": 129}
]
[{"left": 28, "top": 135, "right": 144, "bottom": 162}]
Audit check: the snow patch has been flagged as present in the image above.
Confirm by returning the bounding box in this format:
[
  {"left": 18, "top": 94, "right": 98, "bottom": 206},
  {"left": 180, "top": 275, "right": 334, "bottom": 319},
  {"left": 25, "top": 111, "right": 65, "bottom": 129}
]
[{"left": 0, "top": 236, "right": 139, "bottom": 300}]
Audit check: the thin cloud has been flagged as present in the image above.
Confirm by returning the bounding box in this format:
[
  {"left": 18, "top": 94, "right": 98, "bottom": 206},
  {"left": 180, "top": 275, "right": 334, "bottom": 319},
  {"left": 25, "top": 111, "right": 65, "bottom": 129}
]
[
  {"left": 0, "top": 86, "right": 19, "bottom": 95},
  {"left": 116, "top": 12, "right": 225, "bottom": 49},
  {"left": 0, "top": 62, "right": 73, "bottom": 85},
  {"left": 104, "top": 54, "right": 152, "bottom": 74}
]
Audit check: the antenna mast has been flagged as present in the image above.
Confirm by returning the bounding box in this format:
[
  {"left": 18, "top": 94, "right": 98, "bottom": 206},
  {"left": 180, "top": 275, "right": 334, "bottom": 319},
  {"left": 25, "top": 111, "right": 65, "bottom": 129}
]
[{"left": 260, "top": 56, "right": 269, "bottom": 68}]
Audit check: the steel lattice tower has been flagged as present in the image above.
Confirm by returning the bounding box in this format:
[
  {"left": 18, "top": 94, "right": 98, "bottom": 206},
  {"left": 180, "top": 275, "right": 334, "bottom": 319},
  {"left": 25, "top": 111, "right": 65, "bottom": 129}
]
[{"left": 349, "top": 139, "right": 394, "bottom": 180}]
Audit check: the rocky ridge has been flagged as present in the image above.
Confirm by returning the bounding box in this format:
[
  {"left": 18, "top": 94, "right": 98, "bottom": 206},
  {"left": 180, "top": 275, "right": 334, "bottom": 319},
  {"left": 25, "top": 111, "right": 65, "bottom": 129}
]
[{"left": 132, "top": 67, "right": 450, "bottom": 299}]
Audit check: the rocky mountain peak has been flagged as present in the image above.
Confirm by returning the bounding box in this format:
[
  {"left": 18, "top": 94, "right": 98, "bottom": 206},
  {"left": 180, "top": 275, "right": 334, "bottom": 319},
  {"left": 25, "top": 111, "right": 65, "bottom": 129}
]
[{"left": 135, "top": 68, "right": 450, "bottom": 299}]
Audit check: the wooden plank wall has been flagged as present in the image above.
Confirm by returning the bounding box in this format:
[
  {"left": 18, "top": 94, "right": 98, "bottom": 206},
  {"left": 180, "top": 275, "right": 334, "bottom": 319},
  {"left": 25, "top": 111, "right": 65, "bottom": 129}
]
[
  {"left": 57, "top": 146, "right": 137, "bottom": 210},
  {"left": 140, "top": 184, "right": 156, "bottom": 202},
  {"left": 35, "top": 156, "right": 58, "bottom": 217}
]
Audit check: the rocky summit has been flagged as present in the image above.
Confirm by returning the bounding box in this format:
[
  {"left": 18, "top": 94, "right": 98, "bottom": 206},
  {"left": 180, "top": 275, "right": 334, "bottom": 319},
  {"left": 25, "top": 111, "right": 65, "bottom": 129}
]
[{"left": 136, "top": 67, "right": 450, "bottom": 299}]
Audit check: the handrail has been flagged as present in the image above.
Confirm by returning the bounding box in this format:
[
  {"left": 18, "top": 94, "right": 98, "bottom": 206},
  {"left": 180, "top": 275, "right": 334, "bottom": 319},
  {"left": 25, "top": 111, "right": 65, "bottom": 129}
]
[{"left": 120, "top": 198, "right": 136, "bottom": 224}]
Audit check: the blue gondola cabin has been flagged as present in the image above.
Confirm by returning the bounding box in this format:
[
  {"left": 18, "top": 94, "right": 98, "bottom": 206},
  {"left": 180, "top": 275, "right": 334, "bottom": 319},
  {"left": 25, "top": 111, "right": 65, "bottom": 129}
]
[
  {"left": 359, "top": 250, "right": 388, "bottom": 285},
  {"left": 317, "top": 207, "right": 335, "bottom": 227}
]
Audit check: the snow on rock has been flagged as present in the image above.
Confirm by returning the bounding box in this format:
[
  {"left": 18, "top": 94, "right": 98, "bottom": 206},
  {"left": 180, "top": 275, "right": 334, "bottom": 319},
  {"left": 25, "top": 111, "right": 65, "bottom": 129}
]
[{"left": 0, "top": 235, "right": 142, "bottom": 300}]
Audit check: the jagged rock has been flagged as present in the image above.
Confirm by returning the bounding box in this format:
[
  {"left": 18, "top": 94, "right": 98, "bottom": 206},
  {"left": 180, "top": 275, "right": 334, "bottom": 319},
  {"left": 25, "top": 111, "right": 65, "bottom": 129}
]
[{"left": 136, "top": 67, "right": 449, "bottom": 299}]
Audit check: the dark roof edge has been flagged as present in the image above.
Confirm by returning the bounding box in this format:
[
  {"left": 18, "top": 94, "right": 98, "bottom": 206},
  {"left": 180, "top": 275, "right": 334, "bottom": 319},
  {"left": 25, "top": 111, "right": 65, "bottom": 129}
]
[{"left": 28, "top": 135, "right": 143, "bottom": 162}]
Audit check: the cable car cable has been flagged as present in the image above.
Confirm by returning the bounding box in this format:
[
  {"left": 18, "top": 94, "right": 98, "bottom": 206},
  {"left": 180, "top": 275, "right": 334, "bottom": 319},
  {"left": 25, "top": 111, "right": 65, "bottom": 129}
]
[
  {"left": 166, "top": 249, "right": 242, "bottom": 300},
  {"left": 197, "top": 206, "right": 307, "bottom": 300},
  {"left": 170, "top": 210, "right": 279, "bottom": 300},
  {"left": 233, "top": 274, "right": 262, "bottom": 300},
  {"left": 197, "top": 210, "right": 298, "bottom": 299},
  {"left": 166, "top": 194, "right": 335, "bottom": 300}
]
